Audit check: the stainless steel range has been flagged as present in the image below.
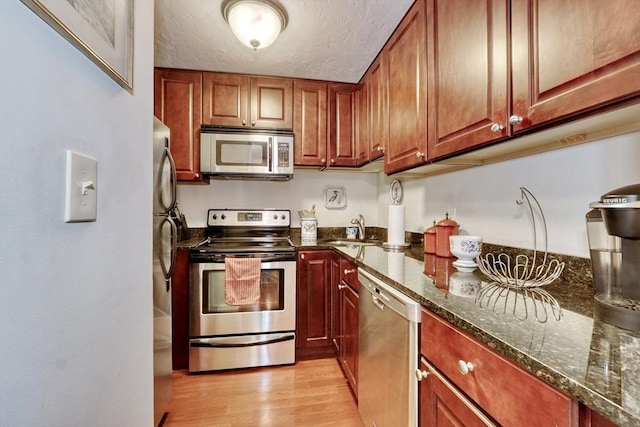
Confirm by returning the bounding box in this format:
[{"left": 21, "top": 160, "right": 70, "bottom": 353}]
[{"left": 189, "top": 209, "right": 297, "bottom": 372}]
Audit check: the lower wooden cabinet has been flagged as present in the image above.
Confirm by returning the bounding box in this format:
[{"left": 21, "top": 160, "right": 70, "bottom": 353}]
[
  {"left": 419, "top": 357, "right": 496, "bottom": 426},
  {"left": 170, "top": 249, "right": 190, "bottom": 370},
  {"left": 339, "top": 282, "right": 359, "bottom": 396},
  {"left": 296, "top": 250, "right": 334, "bottom": 359},
  {"left": 420, "top": 309, "right": 577, "bottom": 426}
]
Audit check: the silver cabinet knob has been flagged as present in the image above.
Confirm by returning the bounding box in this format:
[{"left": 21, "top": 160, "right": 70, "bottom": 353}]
[
  {"left": 377, "top": 146, "right": 383, "bottom": 152},
  {"left": 415, "top": 151, "right": 425, "bottom": 158},
  {"left": 300, "top": 253, "right": 305, "bottom": 260},
  {"left": 338, "top": 283, "right": 347, "bottom": 290},
  {"left": 457, "top": 360, "right": 474, "bottom": 375},
  {"left": 490, "top": 123, "right": 504, "bottom": 133},
  {"left": 242, "top": 119, "right": 246, "bottom": 126},
  {"left": 251, "top": 120, "right": 256, "bottom": 127},
  {"left": 321, "top": 158, "right": 326, "bottom": 164},
  {"left": 508, "top": 115, "right": 523, "bottom": 125},
  {"left": 415, "top": 369, "right": 430, "bottom": 381},
  {"left": 331, "top": 159, "right": 335, "bottom": 164},
  {"left": 343, "top": 268, "right": 356, "bottom": 275}
]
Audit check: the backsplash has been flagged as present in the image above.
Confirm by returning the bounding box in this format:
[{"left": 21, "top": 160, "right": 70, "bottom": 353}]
[{"left": 292, "top": 227, "right": 594, "bottom": 288}]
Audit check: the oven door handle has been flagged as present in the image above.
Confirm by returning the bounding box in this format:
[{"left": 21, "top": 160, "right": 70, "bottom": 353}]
[{"left": 190, "top": 333, "right": 295, "bottom": 348}]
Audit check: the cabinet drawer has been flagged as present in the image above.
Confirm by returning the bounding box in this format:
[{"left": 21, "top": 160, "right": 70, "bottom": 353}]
[
  {"left": 421, "top": 310, "right": 577, "bottom": 427},
  {"left": 339, "top": 258, "right": 358, "bottom": 291}
]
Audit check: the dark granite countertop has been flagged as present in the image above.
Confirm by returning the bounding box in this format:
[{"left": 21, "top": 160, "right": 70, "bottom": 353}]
[
  {"left": 177, "top": 232, "right": 639, "bottom": 426},
  {"left": 304, "top": 241, "right": 640, "bottom": 427}
]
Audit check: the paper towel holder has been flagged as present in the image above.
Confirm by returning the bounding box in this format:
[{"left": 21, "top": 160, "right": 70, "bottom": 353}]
[{"left": 390, "top": 179, "right": 403, "bottom": 205}]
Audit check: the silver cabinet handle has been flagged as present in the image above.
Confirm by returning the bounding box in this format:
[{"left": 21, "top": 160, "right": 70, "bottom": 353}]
[
  {"left": 415, "top": 151, "right": 425, "bottom": 158},
  {"left": 338, "top": 283, "right": 347, "bottom": 290},
  {"left": 457, "top": 360, "right": 474, "bottom": 375},
  {"left": 377, "top": 146, "right": 383, "bottom": 152},
  {"left": 490, "top": 123, "right": 504, "bottom": 133},
  {"left": 508, "top": 115, "right": 523, "bottom": 125},
  {"left": 343, "top": 268, "right": 356, "bottom": 275}
]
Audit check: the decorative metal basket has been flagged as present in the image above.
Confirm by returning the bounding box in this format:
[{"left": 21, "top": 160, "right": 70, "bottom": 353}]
[{"left": 476, "top": 187, "right": 565, "bottom": 288}]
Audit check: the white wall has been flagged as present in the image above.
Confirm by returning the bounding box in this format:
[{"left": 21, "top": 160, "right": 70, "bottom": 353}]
[
  {"left": 0, "top": 2, "right": 154, "bottom": 426},
  {"left": 378, "top": 132, "right": 640, "bottom": 257},
  {"left": 177, "top": 170, "right": 378, "bottom": 229}
]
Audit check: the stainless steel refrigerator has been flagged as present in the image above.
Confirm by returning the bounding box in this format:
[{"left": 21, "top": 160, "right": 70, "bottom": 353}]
[{"left": 153, "top": 117, "right": 177, "bottom": 426}]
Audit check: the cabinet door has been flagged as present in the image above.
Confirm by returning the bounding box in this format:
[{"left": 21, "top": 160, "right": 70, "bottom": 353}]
[
  {"left": 426, "top": 0, "right": 509, "bottom": 161},
  {"left": 511, "top": 0, "right": 640, "bottom": 131},
  {"left": 251, "top": 77, "right": 293, "bottom": 129},
  {"left": 331, "top": 253, "right": 342, "bottom": 353},
  {"left": 340, "top": 284, "right": 359, "bottom": 396},
  {"left": 296, "top": 251, "right": 333, "bottom": 358},
  {"left": 419, "top": 358, "right": 496, "bottom": 427},
  {"left": 154, "top": 69, "right": 203, "bottom": 181},
  {"left": 328, "top": 84, "right": 360, "bottom": 167},
  {"left": 368, "top": 56, "right": 388, "bottom": 160},
  {"left": 293, "top": 80, "right": 327, "bottom": 167},
  {"left": 170, "top": 250, "right": 190, "bottom": 370},
  {"left": 202, "top": 72, "right": 249, "bottom": 127},
  {"left": 385, "top": 0, "right": 428, "bottom": 173},
  {"left": 356, "top": 83, "right": 370, "bottom": 164}
]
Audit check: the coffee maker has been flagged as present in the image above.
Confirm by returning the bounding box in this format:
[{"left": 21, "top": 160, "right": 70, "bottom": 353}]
[{"left": 587, "top": 183, "right": 640, "bottom": 331}]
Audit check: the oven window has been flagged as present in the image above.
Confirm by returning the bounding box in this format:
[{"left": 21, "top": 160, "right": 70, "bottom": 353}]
[
  {"left": 202, "top": 268, "right": 285, "bottom": 313},
  {"left": 217, "top": 140, "right": 267, "bottom": 166}
]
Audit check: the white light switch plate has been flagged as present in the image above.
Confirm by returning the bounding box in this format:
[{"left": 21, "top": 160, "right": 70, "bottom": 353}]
[{"left": 65, "top": 150, "right": 97, "bottom": 223}]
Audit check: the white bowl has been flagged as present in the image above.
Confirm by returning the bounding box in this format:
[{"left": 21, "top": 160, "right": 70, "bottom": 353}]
[{"left": 449, "top": 235, "right": 482, "bottom": 267}]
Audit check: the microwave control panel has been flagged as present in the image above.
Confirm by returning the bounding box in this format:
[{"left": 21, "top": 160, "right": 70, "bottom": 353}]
[{"left": 277, "top": 142, "right": 290, "bottom": 167}]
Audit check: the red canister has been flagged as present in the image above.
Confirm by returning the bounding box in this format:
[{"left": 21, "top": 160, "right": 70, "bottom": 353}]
[
  {"left": 424, "top": 220, "right": 437, "bottom": 254},
  {"left": 435, "top": 213, "right": 459, "bottom": 257}
]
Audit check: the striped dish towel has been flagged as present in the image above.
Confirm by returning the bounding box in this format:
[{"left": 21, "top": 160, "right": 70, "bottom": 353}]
[{"left": 224, "top": 257, "right": 262, "bottom": 305}]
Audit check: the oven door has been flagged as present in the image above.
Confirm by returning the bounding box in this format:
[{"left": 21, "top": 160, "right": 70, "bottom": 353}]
[{"left": 189, "top": 259, "right": 296, "bottom": 337}]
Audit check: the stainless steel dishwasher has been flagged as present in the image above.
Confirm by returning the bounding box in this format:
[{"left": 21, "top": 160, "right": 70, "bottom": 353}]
[{"left": 358, "top": 268, "right": 421, "bottom": 427}]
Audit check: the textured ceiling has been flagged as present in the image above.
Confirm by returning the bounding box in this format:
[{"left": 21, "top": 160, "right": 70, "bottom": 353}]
[{"left": 154, "top": 0, "right": 415, "bottom": 83}]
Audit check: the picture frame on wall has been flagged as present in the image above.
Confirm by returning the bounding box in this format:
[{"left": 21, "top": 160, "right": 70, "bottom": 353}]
[
  {"left": 20, "top": 0, "right": 134, "bottom": 92},
  {"left": 324, "top": 186, "right": 347, "bottom": 209}
]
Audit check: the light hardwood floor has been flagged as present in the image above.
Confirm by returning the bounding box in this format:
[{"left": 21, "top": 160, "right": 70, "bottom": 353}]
[{"left": 163, "top": 358, "right": 364, "bottom": 427}]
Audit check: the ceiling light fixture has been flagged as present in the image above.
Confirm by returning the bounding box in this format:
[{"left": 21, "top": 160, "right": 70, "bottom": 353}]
[{"left": 222, "top": 0, "right": 289, "bottom": 51}]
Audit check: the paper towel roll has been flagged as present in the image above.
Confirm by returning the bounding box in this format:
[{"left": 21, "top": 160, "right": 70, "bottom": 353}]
[{"left": 388, "top": 205, "right": 405, "bottom": 245}]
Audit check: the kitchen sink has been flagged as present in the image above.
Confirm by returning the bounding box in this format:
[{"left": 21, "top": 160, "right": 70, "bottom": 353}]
[{"left": 325, "top": 240, "right": 377, "bottom": 247}]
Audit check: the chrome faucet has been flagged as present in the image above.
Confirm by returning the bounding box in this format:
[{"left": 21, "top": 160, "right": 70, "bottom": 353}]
[{"left": 351, "top": 214, "right": 365, "bottom": 241}]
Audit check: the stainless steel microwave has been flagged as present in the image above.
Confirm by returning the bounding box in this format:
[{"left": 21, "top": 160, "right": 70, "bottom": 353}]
[{"left": 200, "top": 127, "right": 294, "bottom": 181}]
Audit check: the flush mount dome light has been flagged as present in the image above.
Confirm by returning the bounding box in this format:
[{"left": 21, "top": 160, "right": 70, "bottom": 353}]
[{"left": 222, "top": 0, "right": 288, "bottom": 50}]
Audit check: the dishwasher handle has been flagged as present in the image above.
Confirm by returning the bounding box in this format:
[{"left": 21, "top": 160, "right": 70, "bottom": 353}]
[{"left": 372, "top": 295, "right": 385, "bottom": 311}]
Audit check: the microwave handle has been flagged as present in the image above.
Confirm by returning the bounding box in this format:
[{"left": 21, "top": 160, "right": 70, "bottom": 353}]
[{"left": 268, "top": 137, "right": 273, "bottom": 172}]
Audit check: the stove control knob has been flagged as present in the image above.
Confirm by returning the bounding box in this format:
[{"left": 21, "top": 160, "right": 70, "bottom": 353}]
[
  {"left": 221, "top": 214, "right": 226, "bottom": 220},
  {"left": 273, "top": 214, "right": 278, "bottom": 220},
  {"left": 281, "top": 214, "right": 286, "bottom": 220},
  {"left": 212, "top": 214, "right": 218, "bottom": 220}
]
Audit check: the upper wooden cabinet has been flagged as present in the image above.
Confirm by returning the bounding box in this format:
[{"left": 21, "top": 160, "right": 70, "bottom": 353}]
[
  {"left": 154, "top": 68, "right": 203, "bottom": 182},
  {"left": 426, "top": 0, "right": 510, "bottom": 161},
  {"left": 384, "top": 0, "right": 428, "bottom": 174},
  {"left": 293, "top": 80, "right": 328, "bottom": 167},
  {"left": 202, "top": 72, "right": 293, "bottom": 129},
  {"left": 367, "top": 56, "right": 388, "bottom": 161},
  {"left": 356, "top": 83, "right": 371, "bottom": 164},
  {"left": 426, "top": 0, "right": 640, "bottom": 162},
  {"left": 510, "top": 0, "right": 640, "bottom": 132},
  {"left": 328, "top": 84, "right": 365, "bottom": 167}
]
